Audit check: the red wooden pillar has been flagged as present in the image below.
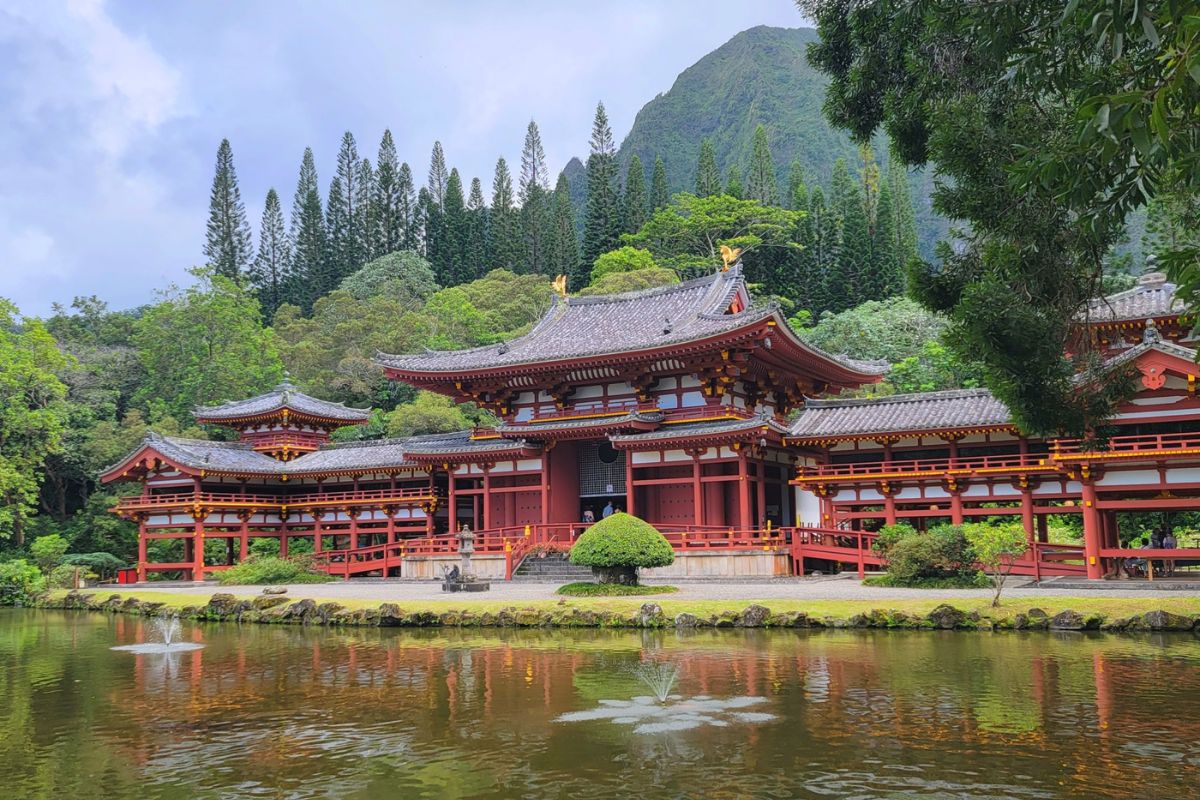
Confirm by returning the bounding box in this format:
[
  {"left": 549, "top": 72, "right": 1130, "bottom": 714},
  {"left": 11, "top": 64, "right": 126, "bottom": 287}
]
[
  {"left": 541, "top": 457, "right": 551, "bottom": 525},
  {"left": 1081, "top": 479, "right": 1103, "bottom": 579},
  {"left": 691, "top": 451, "right": 703, "bottom": 526},
  {"left": 312, "top": 512, "right": 323, "bottom": 554},
  {"left": 737, "top": 451, "right": 750, "bottom": 530},
  {"left": 239, "top": 515, "right": 250, "bottom": 562},
  {"left": 625, "top": 454, "right": 636, "bottom": 518},
  {"left": 348, "top": 510, "right": 359, "bottom": 550},
  {"left": 385, "top": 510, "right": 396, "bottom": 545},
  {"left": 136, "top": 515, "right": 147, "bottom": 582},
  {"left": 755, "top": 456, "right": 767, "bottom": 530},
  {"left": 1020, "top": 486, "right": 1035, "bottom": 539},
  {"left": 1037, "top": 513, "right": 1049, "bottom": 543},
  {"left": 446, "top": 465, "right": 457, "bottom": 533},
  {"left": 191, "top": 513, "right": 206, "bottom": 581},
  {"left": 482, "top": 465, "right": 492, "bottom": 530},
  {"left": 883, "top": 487, "right": 897, "bottom": 526}
]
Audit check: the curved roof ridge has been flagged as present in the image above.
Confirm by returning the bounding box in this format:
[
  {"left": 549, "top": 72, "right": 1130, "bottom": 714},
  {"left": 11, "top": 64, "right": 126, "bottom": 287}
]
[
  {"left": 194, "top": 383, "right": 370, "bottom": 421},
  {"left": 803, "top": 387, "right": 995, "bottom": 409},
  {"left": 564, "top": 267, "right": 731, "bottom": 307}
]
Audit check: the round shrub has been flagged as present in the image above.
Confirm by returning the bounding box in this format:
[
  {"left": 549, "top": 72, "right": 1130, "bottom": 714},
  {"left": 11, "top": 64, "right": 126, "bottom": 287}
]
[
  {"left": 0, "top": 559, "right": 46, "bottom": 606},
  {"left": 884, "top": 524, "right": 977, "bottom": 585},
  {"left": 569, "top": 513, "right": 674, "bottom": 585}
]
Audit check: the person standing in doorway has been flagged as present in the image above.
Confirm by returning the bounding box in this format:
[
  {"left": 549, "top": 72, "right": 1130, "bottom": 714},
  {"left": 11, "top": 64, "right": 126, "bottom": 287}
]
[
  {"left": 602, "top": 501, "right": 614, "bottom": 519},
  {"left": 1162, "top": 528, "right": 1177, "bottom": 577},
  {"left": 582, "top": 507, "right": 595, "bottom": 524}
]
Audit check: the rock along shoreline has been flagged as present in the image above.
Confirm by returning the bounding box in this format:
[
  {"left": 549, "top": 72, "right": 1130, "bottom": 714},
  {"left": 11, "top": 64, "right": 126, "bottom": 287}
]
[{"left": 28, "top": 590, "right": 1200, "bottom": 633}]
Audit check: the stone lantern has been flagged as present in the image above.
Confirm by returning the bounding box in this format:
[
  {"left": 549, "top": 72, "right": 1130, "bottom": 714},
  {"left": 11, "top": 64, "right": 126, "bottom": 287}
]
[{"left": 457, "top": 524, "right": 476, "bottom": 578}]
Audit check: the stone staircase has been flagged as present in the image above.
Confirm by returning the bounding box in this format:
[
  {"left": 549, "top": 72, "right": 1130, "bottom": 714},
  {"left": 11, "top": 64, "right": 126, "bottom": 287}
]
[{"left": 511, "top": 553, "right": 594, "bottom": 583}]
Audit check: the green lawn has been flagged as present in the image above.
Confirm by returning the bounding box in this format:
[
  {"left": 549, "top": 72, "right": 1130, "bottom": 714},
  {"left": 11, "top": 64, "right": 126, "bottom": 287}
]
[{"left": 49, "top": 588, "right": 1200, "bottom": 623}]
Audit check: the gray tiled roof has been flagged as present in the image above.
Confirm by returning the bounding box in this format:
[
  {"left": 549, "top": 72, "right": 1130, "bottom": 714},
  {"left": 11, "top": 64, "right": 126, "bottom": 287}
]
[
  {"left": 400, "top": 429, "right": 539, "bottom": 456},
  {"left": 194, "top": 379, "right": 370, "bottom": 422},
  {"left": 495, "top": 410, "right": 664, "bottom": 436},
  {"left": 127, "top": 433, "right": 285, "bottom": 474},
  {"left": 789, "top": 389, "right": 1012, "bottom": 440},
  {"left": 379, "top": 266, "right": 812, "bottom": 373},
  {"left": 285, "top": 439, "right": 416, "bottom": 472},
  {"left": 1082, "top": 273, "right": 1186, "bottom": 324},
  {"left": 1075, "top": 336, "right": 1198, "bottom": 384},
  {"left": 609, "top": 415, "right": 789, "bottom": 444}
]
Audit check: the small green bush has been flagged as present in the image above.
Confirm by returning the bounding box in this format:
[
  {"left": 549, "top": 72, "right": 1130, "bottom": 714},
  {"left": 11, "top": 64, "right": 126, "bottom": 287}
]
[
  {"left": 0, "top": 559, "right": 47, "bottom": 605},
  {"left": 864, "top": 573, "right": 989, "bottom": 589},
  {"left": 883, "top": 524, "right": 977, "bottom": 585},
  {"left": 62, "top": 552, "right": 126, "bottom": 580},
  {"left": 873, "top": 523, "right": 920, "bottom": 556},
  {"left": 555, "top": 582, "right": 679, "bottom": 596},
  {"left": 216, "top": 555, "right": 335, "bottom": 586},
  {"left": 569, "top": 513, "right": 674, "bottom": 584},
  {"left": 30, "top": 534, "right": 69, "bottom": 574},
  {"left": 48, "top": 563, "right": 97, "bottom": 589}
]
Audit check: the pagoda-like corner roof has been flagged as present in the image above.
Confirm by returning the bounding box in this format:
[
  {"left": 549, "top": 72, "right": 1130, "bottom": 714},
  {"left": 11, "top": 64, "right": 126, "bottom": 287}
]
[
  {"left": 376, "top": 266, "right": 884, "bottom": 384},
  {"left": 193, "top": 379, "right": 370, "bottom": 424},
  {"left": 1080, "top": 272, "right": 1186, "bottom": 325},
  {"left": 789, "top": 389, "right": 1013, "bottom": 442}
]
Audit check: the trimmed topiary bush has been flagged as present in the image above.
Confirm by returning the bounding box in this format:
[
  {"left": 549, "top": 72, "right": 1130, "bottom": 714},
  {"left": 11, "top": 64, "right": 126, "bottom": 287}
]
[
  {"left": 216, "top": 555, "right": 335, "bottom": 586},
  {"left": 569, "top": 513, "right": 674, "bottom": 585}
]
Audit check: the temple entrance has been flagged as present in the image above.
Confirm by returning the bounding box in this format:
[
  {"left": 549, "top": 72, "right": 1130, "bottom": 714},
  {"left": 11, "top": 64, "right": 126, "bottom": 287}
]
[{"left": 577, "top": 441, "right": 626, "bottom": 523}]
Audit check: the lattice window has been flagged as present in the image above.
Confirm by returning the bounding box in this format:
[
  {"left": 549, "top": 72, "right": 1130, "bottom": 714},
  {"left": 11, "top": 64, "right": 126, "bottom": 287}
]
[{"left": 578, "top": 441, "right": 626, "bottom": 497}]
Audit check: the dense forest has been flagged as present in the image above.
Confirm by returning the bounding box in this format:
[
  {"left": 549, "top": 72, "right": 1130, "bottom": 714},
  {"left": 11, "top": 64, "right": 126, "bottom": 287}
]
[{"left": 3, "top": 9, "right": 1194, "bottom": 571}]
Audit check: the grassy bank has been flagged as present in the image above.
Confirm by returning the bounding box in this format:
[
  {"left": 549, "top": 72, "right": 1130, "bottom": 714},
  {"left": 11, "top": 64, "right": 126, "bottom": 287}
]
[{"left": 36, "top": 589, "right": 1200, "bottom": 632}]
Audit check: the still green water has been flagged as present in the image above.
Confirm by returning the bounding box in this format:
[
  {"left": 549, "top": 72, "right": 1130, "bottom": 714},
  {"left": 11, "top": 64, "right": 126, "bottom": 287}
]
[{"left": 2, "top": 610, "right": 1198, "bottom": 799}]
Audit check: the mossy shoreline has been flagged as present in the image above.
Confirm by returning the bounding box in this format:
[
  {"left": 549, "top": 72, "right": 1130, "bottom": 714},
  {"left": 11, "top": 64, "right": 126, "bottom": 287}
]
[{"left": 26, "top": 590, "right": 1200, "bottom": 633}]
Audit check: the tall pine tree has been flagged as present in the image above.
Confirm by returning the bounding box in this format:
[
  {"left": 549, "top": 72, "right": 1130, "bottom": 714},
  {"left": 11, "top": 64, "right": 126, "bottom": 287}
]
[
  {"left": 289, "top": 147, "right": 328, "bottom": 309},
  {"left": 373, "top": 129, "right": 407, "bottom": 256},
  {"left": 490, "top": 157, "right": 522, "bottom": 271},
  {"left": 356, "top": 158, "right": 375, "bottom": 263},
  {"left": 519, "top": 120, "right": 551, "bottom": 274},
  {"left": 786, "top": 160, "right": 807, "bottom": 210},
  {"left": 326, "top": 131, "right": 368, "bottom": 282},
  {"left": 873, "top": 176, "right": 902, "bottom": 297},
  {"left": 551, "top": 172, "right": 581, "bottom": 285},
  {"left": 203, "top": 138, "right": 253, "bottom": 280},
  {"left": 725, "top": 164, "right": 743, "bottom": 199},
  {"left": 582, "top": 102, "right": 621, "bottom": 270},
  {"left": 397, "top": 162, "right": 418, "bottom": 250},
  {"left": 442, "top": 168, "right": 469, "bottom": 285},
  {"left": 248, "top": 188, "right": 291, "bottom": 318},
  {"left": 695, "top": 138, "right": 721, "bottom": 197},
  {"left": 428, "top": 141, "right": 448, "bottom": 206},
  {"left": 808, "top": 186, "right": 842, "bottom": 314},
  {"left": 465, "top": 177, "right": 489, "bottom": 279},
  {"left": 745, "top": 124, "right": 778, "bottom": 206},
  {"left": 887, "top": 151, "right": 919, "bottom": 270},
  {"left": 828, "top": 158, "right": 869, "bottom": 310},
  {"left": 650, "top": 156, "right": 669, "bottom": 211},
  {"left": 622, "top": 154, "right": 648, "bottom": 234}
]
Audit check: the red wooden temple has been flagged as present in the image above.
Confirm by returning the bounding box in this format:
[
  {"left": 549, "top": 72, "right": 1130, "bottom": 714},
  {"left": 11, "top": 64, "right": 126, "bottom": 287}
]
[{"left": 103, "top": 269, "right": 1200, "bottom": 581}]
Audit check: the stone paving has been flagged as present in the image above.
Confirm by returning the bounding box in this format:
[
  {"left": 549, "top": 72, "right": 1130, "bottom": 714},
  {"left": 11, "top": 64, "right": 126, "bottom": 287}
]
[{"left": 125, "top": 575, "right": 1200, "bottom": 603}]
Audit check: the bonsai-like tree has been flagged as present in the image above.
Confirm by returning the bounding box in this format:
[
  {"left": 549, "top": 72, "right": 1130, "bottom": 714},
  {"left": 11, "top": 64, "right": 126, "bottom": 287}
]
[
  {"left": 569, "top": 513, "right": 674, "bottom": 585},
  {"left": 30, "top": 534, "right": 69, "bottom": 575},
  {"left": 963, "top": 522, "right": 1029, "bottom": 606}
]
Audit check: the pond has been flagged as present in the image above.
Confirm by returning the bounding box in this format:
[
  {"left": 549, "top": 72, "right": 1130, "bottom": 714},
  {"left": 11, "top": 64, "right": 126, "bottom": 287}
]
[{"left": 2, "top": 610, "right": 1199, "bottom": 799}]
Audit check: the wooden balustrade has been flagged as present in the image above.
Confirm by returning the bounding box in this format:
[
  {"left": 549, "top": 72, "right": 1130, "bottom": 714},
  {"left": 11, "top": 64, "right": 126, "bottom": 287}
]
[{"left": 117, "top": 486, "right": 440, "bottom": 511}]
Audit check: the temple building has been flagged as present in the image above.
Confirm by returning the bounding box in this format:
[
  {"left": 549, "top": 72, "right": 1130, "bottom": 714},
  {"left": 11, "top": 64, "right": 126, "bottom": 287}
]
[{"left": 104, "top": 269, "right": 1200, "bottom": 581}]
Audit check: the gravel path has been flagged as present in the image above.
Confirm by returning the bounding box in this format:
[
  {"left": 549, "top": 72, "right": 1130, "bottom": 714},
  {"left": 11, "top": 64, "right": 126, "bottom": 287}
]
[{"left": 122, "top": 576, "right": 1200, "bottom": 603}]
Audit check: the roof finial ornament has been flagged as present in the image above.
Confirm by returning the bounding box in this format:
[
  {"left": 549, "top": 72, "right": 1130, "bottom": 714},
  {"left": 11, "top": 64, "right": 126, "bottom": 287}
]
[
  {"left": 719, "top": 245, "right": 742, "bottom": 272},
  {"left": 1143, "top": 317, "right": 1161, "bottom": 343},
  {"left": 552, "top": 274, "right": 568, "bottom": 299}
]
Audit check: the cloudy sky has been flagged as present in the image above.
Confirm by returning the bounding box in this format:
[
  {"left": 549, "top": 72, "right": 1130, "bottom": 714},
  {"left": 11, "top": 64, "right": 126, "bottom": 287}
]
[{"left": 0, "top": 0, "right": 809, "bottom": 316}]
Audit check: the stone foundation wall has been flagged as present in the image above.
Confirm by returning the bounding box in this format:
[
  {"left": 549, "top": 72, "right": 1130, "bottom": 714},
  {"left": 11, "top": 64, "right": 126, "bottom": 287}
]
[
  {"left": 401, "top": 555, "right": 507, "bottom": 580},
  {"left": 641, "top": 551, "right": 791, "bottom": 579}
]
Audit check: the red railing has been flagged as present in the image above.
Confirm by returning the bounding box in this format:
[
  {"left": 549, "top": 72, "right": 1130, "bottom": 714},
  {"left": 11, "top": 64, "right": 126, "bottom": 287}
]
[
  {"left": 117, "top": 487, "right": 439, "bottom": 511},
  {"left": 795, "top": 452, "right": 1051, "bottom": 481},
  {"left": 245, "top": 431, "right": 326, "bottom": 450},
  {"left": 1055, "top": 431, "right": 1200, "bottom": 458}
]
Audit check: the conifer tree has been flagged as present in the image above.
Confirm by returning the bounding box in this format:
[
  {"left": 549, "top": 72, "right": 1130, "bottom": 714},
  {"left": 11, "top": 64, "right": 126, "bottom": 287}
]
[
  {"left": 519, "top": 120, "right": 551, "bottom": 274},
  {"left": 650, "top": 156, "right": 669, "bottom": 211},
  {"left": 326, "top": 131, "right": 368, "bottom": 282},
  {"left": 786, "top": 160, "right": 807, "bottom": 210},
  {"left": 873, "top": 176, "right": 902, "bottom": 296},
  {"left": 442, "top": 168, "right": 469, "bottom": 285},
  {"left": 490, "top": 157, "right": 522, "bottom": 271},
  {"left": 808, "top": 186, "right": 842, "bottom": 314},
  {"left": 622, "top": 154, "right": 648, "bottom": 234},
  {"left": 551, "top": 172, "right": 581, "bottom": 284},
  {"left": 356, "top": 157, "right": 376, "bottom": 262},
  {"left": 248, "top": 188, "right": 291, "bottom": 317},
  {"left": 582, "top": 102, "right": 621, "bottom": 269},
  {"left": 397, "top": 162, "right": 418, "bottom": 250},
  {"left": 695, "top": 138, "right": 721, "bottom": 197},
  {"left": 413, "top": 187, "right": 436, "bottom": 260},
  {"left": 465, "top": 177, "right": 489, "bottom": 279},
  {"left": 203, "top": 138, "right": 253, "bottom": 280},
  {"left": 887, "top": 151, "right": 919, "bottom": 268},
  {"left": 745, "top": 124, "right": 778, "bottom": 206},
  {"left": 289, "top": 147, "right": 328, "bottom": 309},
  {"left": 725, "top": 164, "right": 743, "bottom": 199},
  {"left": 373, "top": 129, "right": 406, "bottom": 256},
  {"left": 428, "top": 141, "right": 448, "bottom": 206},
  {"left": 829, "top": 158, "right": 869, "bottom": 309}
]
